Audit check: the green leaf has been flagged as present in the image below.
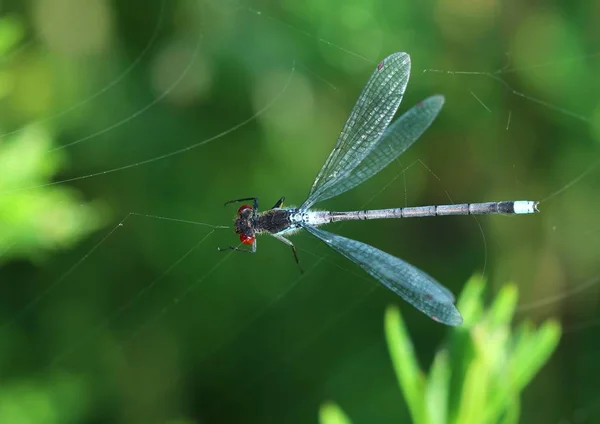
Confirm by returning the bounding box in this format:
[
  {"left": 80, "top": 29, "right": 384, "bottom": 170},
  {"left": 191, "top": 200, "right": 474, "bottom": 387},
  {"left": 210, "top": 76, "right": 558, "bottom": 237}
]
[
  {"left": 511, "top": 320, "right": 534, "bottom": 355},
  {"left": 384, "top": 305, "right": 425, "bottom": 424},
  {"left": 456, "top": 275, "right": 486, "bottom": 326},
  {"left": 453, "top": 357, "right": 489, "bottom": 424},
  {"left": 319, "top": 402, "right": 352, "bottom": 424},
  {"left": 510, "top": 320, "right": 561, "bottom": 390},
  {"left": 447, "top": 275, "right": 486, "bottom": 419},
  {"left": 321, "top": 281, "right": 562, "bottom": 424},
  {"left": 473, "top": 319, "right": 510, "bottom": 373},
  {"left": 500, "top": 397, "right": 520, "bottom": 424},
  {"left": 426, "top": 349, "right": 450, "bottom": 424},
  {"left": 484, "top": 320, "right": 561, "bottom": 422},
  {"left": 0, "top": 15, "right": 25, "bottom": 57},
  {"left": 485, "top": 283, "right": 518, "bottom": 329}
]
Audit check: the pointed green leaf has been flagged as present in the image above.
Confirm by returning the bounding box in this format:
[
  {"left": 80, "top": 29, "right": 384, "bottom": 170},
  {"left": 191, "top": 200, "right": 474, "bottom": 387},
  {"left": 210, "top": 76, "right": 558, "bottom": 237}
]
[
  {"left": 456, "top": 275, "right": 486, "bottom": 326},
  {"left": 484, "top": 320, "right": 561, "bottom": 422},
  {"left": 384, "top": 305, "right": 425, "bottom": 424},
  {"left": 448, "top": 275, "right": 486, "bottom": 419},
  {"left": 453, "top": 357, "right": 489, "bottom": 424},
  {"left": 319, "top": 402, "right": 353, "bottom": 424},
  {"left": 511, "top": 319, "right": 561, "bottom": 389},
  {"left": 486, "top": 283, "right": 518, "bottom": 329},
  {"left": 426, "top": 349, "right": 450, "bottom": 424},
  {"left": 511, "top": 319, "right": 534, "bottom": 354},
  {"left": 500, "top": 397, "right": 520, "bottom": 424},
  {"left": 474, "top": 323, "right": 510, "bottom": 373},
  {"left": 319, "top": 281, "right": 561, "bottom": 424}
]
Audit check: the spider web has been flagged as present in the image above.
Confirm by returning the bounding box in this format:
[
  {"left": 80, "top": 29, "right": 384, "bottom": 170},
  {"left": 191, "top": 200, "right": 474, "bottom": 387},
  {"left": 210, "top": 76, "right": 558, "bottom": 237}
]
[{"left": 0, "top": 0, "right": 599, "bottom": 423}]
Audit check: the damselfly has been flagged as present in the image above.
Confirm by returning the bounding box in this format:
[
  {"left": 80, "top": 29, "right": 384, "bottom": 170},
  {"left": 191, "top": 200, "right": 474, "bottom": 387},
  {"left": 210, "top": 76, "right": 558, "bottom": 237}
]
[{"left": 220, "top": 52, "right": 538, "bottom": 325}]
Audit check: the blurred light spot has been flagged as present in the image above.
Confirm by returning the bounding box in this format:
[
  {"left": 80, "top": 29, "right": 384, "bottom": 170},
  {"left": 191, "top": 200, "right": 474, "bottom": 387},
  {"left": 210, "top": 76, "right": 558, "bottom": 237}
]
[
  {"left": 512, "top": 12, "right": 584, "bottom": 99},
  {"left": 0, "top": 125, "right": 105, "bottom": 261},
  {"left": 0, "top": 385, "right": 55, "bottom": 424},
  {"left": 435, "top": 0, "right": 497, "bottom": 44},
  {"left": 33, "top": 0, "right": 112, "bottom": 55},
  {"left": 0, "top": 376, "right": 88, "bottom": 424},
  {"left": 303, "top": 0, "right": 331, "bottom": 16},
  {"left": 10, "top": 54, "right": 53, "bottom": 116},
  {"left": 0, "top": 15, "right": 25, "bottom": 56},
  {"left": 340, "top": 4, "right": 373, "bottom": 29},
  {"left": 319, "top": 401, "right": 352, "bottom": 424},
  {"left": 252, "top": 69, "right": 317, "bottom": 182},
  {"left": 253, "top": 68, "right": 314, "bottom": 135},
  {"left": 318, "top": 5, "right": 382, "bottom": 72},
  {"left": 150, "top": 40, "right": 212, "bottom": 106}
]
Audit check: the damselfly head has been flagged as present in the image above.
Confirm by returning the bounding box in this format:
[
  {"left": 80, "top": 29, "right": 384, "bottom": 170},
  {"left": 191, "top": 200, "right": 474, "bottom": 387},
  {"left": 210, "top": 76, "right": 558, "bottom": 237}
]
[
  {"left": 237, "top": 204, "right": 252, "bottom": 215},
  {"left": 234, "top": 204, "right": 255, "bottom": 245}
]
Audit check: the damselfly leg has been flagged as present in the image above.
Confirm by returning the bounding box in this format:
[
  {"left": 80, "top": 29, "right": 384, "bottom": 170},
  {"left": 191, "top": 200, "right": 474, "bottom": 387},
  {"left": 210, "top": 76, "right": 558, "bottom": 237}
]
[
  {"left": 272, "top": 232, "right": 303, "bottom": 273},
  {"left": 271, "top": 197, "right": 285, "bottom": 208},
  {"left": 217, "top": 244, "right": 256, "bottom": 253},
  {"left": 224, "top": 197, "right": 259, "bottom": 216}
]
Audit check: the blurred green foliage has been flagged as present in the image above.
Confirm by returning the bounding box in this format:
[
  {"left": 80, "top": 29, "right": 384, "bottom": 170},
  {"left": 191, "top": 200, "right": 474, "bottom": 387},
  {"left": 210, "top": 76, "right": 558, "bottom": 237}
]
[
  {"left": 319, "top": 276, "right": 561, "bottom": 424},
  {"left": 0, "top": 17, "right": 103, "bottom": 263},
  {"left": 0, "top": 374, "right": 87, "bottom": 424},
  {"left": 0, "top": 125, "right": 104, "bottom": 262}
]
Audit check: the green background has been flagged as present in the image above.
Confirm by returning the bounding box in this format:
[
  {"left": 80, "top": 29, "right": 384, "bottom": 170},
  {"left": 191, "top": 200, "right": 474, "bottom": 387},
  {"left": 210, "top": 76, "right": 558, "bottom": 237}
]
[{"left": 0, "top": 0, "right": 598, "bottom": 423}]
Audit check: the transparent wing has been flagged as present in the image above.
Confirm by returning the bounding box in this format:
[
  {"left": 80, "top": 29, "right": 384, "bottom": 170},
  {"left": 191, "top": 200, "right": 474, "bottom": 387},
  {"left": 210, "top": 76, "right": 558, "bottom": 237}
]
[
  {"left": 301, "top": 52, "right": 411, "bottom": 210},
  {"left": 304, "top": 225, "right": 462, "bottom": 325},
  {"left": 302, "top": 95, "right": 444, "bottom": 209}
]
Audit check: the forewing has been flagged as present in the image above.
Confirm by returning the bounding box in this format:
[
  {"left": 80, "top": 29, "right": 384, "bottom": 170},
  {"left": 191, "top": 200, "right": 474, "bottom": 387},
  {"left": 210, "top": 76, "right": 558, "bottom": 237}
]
[
  {"left": 302, "top": 95, "right": 444, "bottom": 209},
  {"left": 304, "top": 225, "right": 462, "bottom": 325},
  {"left": 301, "top": 52, "right": 411, "bottom": 209}
]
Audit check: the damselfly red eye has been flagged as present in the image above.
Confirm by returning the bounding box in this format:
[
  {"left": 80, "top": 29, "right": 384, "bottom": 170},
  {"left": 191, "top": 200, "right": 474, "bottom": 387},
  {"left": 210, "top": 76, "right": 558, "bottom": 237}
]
[
  {"left": 239, "top": 234, "right": 255, "bottom": 245},
  {"left": 237, "top": 204, "right": 252, "bottom": 214}
]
